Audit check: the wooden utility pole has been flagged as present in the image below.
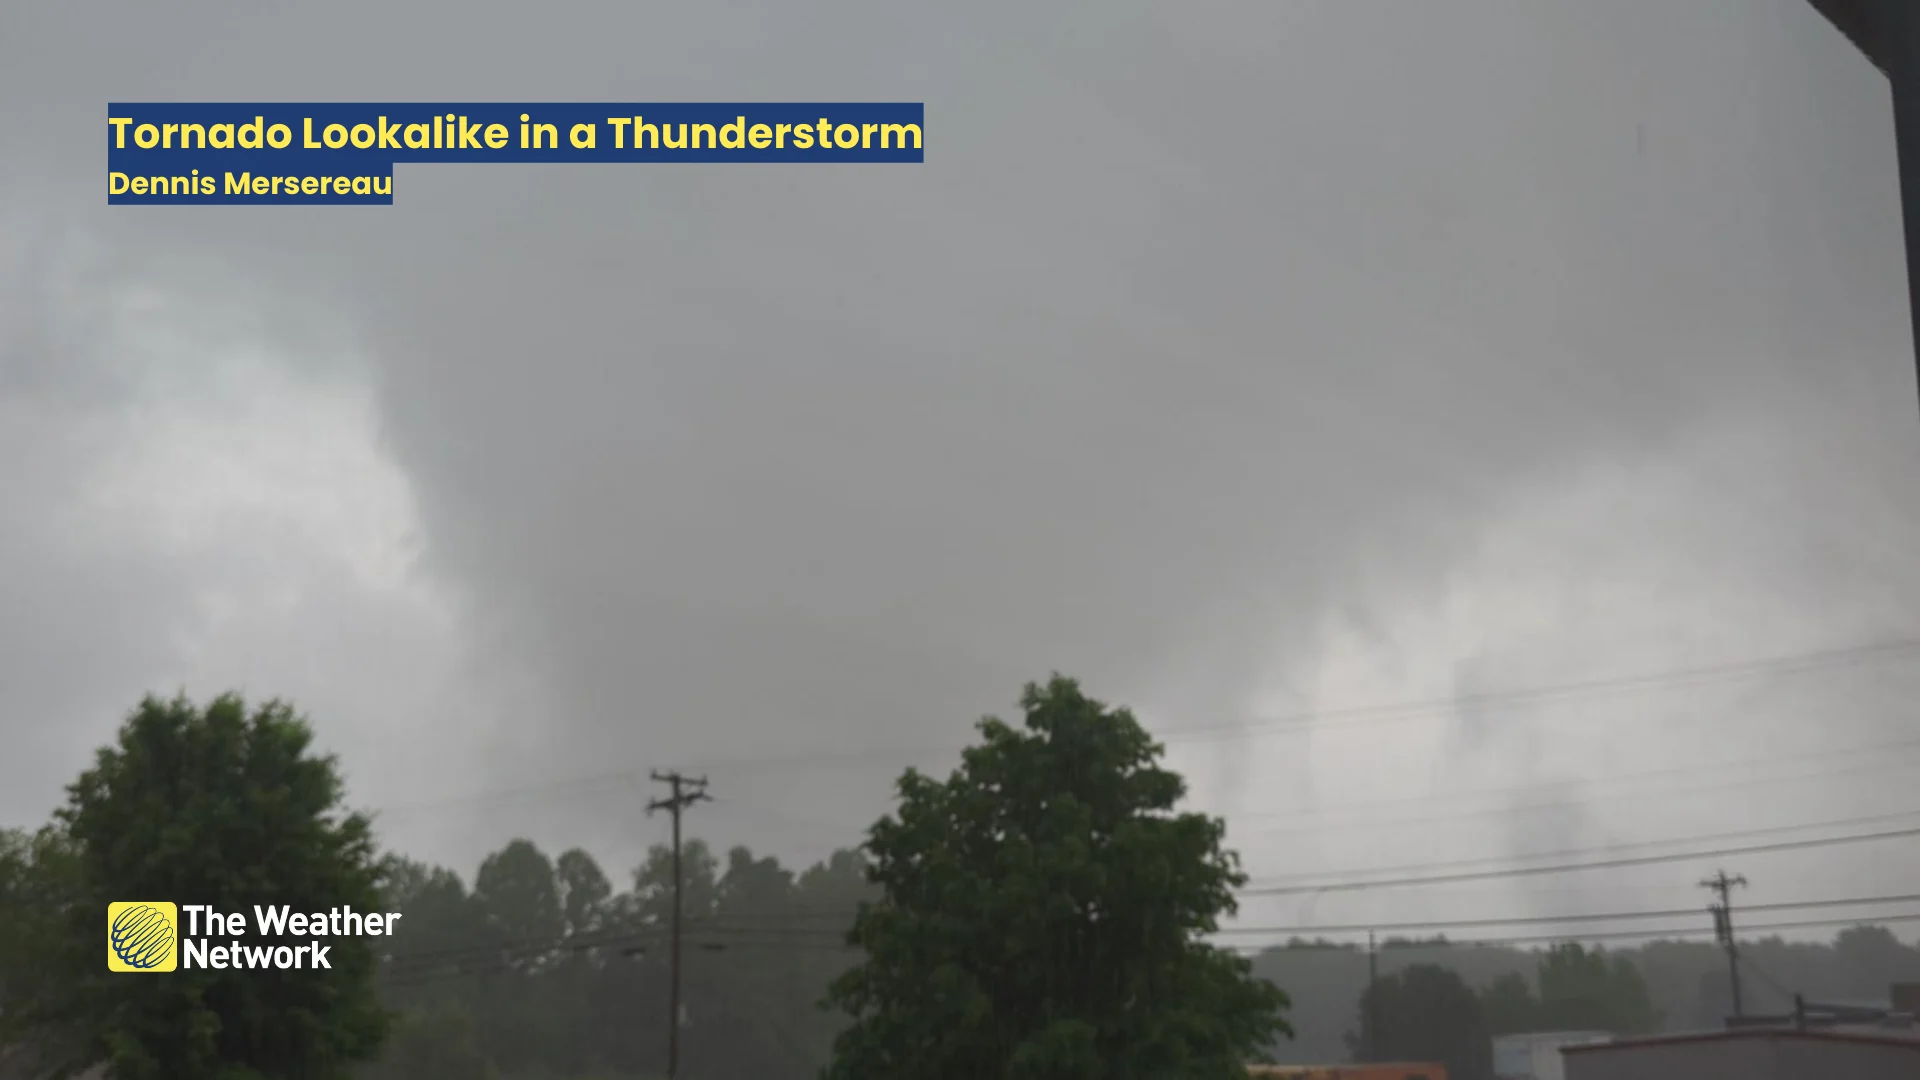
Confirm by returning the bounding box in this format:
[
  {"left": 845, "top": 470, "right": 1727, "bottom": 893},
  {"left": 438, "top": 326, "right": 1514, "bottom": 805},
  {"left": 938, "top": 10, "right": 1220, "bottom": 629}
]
[
  {"left": 1702, "top": 869, "right": 1749, "bottom": 1020},
  {"left": 648, "top": 770, "right": 710, "bottom": 1079},
  {"left": 1366, "top": 930, "right": 1378, "bottom": 1061}
]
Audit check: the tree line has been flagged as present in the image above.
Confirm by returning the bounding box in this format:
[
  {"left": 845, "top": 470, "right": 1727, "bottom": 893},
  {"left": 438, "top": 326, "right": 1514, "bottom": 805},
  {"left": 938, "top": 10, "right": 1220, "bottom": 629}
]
[
  {"left": 4, "top": 685, "right": 1918, "bottom": 1078},
  {"left": 1, "top": 678, "right": 1290, "bottom": 1079}
]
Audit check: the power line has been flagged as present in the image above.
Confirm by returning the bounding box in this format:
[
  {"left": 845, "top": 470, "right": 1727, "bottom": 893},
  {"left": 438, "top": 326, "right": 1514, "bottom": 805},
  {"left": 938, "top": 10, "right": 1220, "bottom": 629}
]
[
  {"left": 1214, "top": 889, "right": 1920, "bottom": 937},
  {"left": 1235, "top": 759, "right": 1920, "bottom": 844},
  {"left": 373, "top": 888, "right": 1920, "bottom": 976},
  {"left": 1741, "top": 952, "right": 1798, "bottom": 1004},
  {"left": 1152, "top": 637, "right": 1920, "bottom": 745},
  {"left": 1230, "top": 732, "right": 1920, "bottom": 834},
  {"left": 1221, "top": 910, "right": 1920, "bottom": 954},
  {"left": 1238, "top": 821, "right": 1920, "bottom": 896},
  {"left": 708, "top": 740, "right": 1920, "bottom": 845},
  {"left": 372, "top": 908, "right": 1920, "bottom": 984},
  {"left": 368, "top": 636, "right": 1920, "bottom": 820},
  {"left": 376, "top": 919, "right": 853, "bottom": 981},
  {"left": 1240, "top": 807, "right": 1920, "bottom": 889}
]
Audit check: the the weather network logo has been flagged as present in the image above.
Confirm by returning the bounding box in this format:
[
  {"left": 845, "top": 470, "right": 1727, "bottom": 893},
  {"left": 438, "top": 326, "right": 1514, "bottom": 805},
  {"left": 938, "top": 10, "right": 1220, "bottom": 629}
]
[{"left": 108, "top": 902, "right": 178, "bottom": 972}]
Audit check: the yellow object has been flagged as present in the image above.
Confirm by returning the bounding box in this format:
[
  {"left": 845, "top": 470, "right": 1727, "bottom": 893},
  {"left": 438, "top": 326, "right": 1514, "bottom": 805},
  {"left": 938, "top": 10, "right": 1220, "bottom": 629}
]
[{"left": 107, "top": 902, "right": 178, "bottom": 972}]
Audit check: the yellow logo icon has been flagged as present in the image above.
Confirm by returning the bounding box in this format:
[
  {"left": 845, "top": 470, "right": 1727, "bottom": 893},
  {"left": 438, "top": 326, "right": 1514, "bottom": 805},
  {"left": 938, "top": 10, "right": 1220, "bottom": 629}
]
[{"left": 107, "top": 902, "right": 178, "bottom": 972}]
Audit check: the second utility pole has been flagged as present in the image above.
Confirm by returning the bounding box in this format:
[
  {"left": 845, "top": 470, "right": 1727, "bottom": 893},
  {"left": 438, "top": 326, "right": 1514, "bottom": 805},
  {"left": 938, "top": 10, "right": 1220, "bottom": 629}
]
[
  {"left": 1366, "top": 930, "right": 1379, "bottom": 1061},
  {"left": 1702, "top": 869, "right": 1749, "bottom": 1020},
  {"left": 649, "top": 770, "right": 710, "bottom": 1079}
]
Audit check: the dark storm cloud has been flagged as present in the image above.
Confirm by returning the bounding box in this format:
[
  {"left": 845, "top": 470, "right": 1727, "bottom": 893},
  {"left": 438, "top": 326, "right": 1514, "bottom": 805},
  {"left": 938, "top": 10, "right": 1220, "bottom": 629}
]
[{"left": 3, "top": 0, "right": 1919, "bottom": 918}]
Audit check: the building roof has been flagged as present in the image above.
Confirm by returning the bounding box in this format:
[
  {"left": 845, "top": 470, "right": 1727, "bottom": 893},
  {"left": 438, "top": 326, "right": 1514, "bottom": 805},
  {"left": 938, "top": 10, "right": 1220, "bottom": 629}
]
[
  {"left": 1562, "top": 1027, "right": 1920, "bottom": 1056},
  {"left": 1804, "top": 0, "right": 1900, "bottom": 76},
  {"left": 1246, "top": 1065, "right": 1443, "bottom": 1071}
]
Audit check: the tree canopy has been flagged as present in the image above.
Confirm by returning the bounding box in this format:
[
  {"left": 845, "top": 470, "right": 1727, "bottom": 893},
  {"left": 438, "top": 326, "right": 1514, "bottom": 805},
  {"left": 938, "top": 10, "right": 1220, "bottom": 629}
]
[
  {"left": 1348, "top": 963, "right": 1491, "bottom": 1080},
  {"left": 823, "top": 675, "right": 1291, "bottom": 1079},
  {"left": 13, "top": 694, "right": 390, "bottom": 1080},
  {"left": 1477, "top": 943, "right": 1661, "bottom": 1037},
  {"left": 364, "top": 834, "right": 876, "bottom": 1078},
  {"left": 8, "top": 685, "right": 1920, "bottom": 1078}
]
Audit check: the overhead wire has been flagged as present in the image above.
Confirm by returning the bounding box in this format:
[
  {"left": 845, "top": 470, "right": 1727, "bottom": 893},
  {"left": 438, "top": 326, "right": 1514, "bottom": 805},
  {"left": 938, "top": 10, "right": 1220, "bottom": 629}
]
[
  {"left": 368, "top": 635, "right": 1920, "bottom": 821},
  {"left": 1237, "top": 821, "right": 1920, "bottom": 896},
  {"left": 1238, "top": 807, "right": 1920, "bottom": 888},
  {"left": 370, "top": 906, "right": 1920, "bottom": 986}
]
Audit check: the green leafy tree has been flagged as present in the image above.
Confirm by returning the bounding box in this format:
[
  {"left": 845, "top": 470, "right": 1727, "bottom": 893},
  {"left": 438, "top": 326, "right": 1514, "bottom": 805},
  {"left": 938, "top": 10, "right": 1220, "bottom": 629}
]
[
  {"left": 1478, "top": 971, "right": 1539, "bottom": 1035},
  {"left": 795, "top": 849, "right": 877, "bottom": 911},
  {"left": 376, "top": 856, "right": 485, "bottom": 986},
  {"left": 717, "top": 846, "right": 796, "bottom": 919},
  {"left": 1534, "top": 944, "right": 1659, "bottom": 1034},
  {"left": 1347, "top": 964, "right": 1492, "bottom": 1080},
  {"left": 28, "top": 693, "right": 390, "bottom": 1079},
  {"left": 555, "top": 848, "right": 613, "bottom": 941},
  {"left": 471, "top": 839, "right": 564, "bottom": 970},
  {"left": 824, "top": 675, "right": 1291, "bottom": 1079},
  {"left": 0, "top": 827, "right": 80, "bottom": 1071},
  {"left": 630, "top": 837, "right": 719, "bottom": 930}
]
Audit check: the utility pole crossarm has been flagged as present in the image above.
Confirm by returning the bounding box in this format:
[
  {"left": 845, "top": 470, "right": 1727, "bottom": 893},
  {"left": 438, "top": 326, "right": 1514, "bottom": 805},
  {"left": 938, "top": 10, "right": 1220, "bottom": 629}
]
[{"left": 1702, "top": 870, "right": 1749, "bottom": 1020}]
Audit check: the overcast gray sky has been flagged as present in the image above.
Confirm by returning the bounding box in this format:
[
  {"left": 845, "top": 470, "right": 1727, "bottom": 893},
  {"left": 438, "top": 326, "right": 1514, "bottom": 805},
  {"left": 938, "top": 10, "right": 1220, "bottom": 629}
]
[{"left": 4, "top": 0, "right": 1920, "bottom": 944}]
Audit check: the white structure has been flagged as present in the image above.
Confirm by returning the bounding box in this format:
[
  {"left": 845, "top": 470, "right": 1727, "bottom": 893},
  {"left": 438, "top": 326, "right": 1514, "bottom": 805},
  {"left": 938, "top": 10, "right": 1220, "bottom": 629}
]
[
  {"left": 1493, "top": 1032, "right": 1612, "bottom": 1080},
  {"left": 1562, "top": 1028, "right": 1920, "bottom": 1080}
]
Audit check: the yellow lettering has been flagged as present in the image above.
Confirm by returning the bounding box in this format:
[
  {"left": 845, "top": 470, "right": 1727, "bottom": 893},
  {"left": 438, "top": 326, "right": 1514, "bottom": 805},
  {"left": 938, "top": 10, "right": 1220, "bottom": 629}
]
[
  {"left": 880, "top": 123, "right": 921, "bottom": 149},
  {"left": 749, "top": 123, "right": 772, "bottom": 149},
  {"left": 109, "top": 171, "right": 129, "bottom": 194},
  {"left": 403, "top": 123, "right": 429, "bottom": 149},
  {"left": 719, "top": 116, "right": 745, "bottom": 149},
  {"left": 107, "top": 118, "right": 132, "bottom": 148},
  {"left": 224, "top": 171, "right": 250, "bottom": 194},
  {"left": 210, "top": 124, "right": 235, "bottom": 149},
  {"left": 607, "top": 117, "right": 631, "bottom": 148},
  {"left": 568, "top": 123, "right": 594, "bottom": 149}
]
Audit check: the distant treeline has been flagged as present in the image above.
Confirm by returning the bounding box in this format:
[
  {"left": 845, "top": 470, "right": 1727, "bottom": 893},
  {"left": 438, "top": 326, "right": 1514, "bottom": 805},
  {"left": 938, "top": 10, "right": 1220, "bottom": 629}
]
[
  {"left": 360, "top": 837, "right": 877, "bottom": 1080},
  {"left": 362, "top": 833, "right": 1920, "bottom": 1078},
  {"left": 1255, "top": 927, "right": 1920, "bottom": 1065}
]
